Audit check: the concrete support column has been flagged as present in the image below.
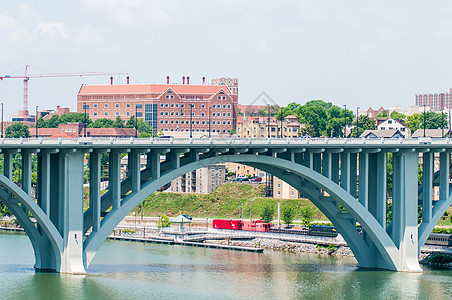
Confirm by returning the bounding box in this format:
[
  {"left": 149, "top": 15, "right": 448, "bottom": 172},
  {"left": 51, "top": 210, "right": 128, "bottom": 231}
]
[
  {"left": 391, "top": 151, "right": 422, "bottom": 272},
  {"left": 368, "top": 152, "right": 387, "bottom": 228},
  {"left": 322, "top": 152, "right": 332, "bottom": 179},
  {"left": 313, "top": 153, "right": 322, "bottom": 173},
  {"left": 109, "top": 152, "right": 122, "bottom": 210},
  {"left": 3, "top": 151, "right": 14, "bottom": 179},
  {"left": 129, "top": 151, "right": 141, "bottom": 193},
  {"left": 60, "top": 151, "right": 86, "bottom": 274},
  {"left": 37, "top": 152, "right": 51, "bottom": 215},
  {"left": 89, "top": 151, "right": 101, "bottom": 232},
  {"left": 358, "top": 152, "right": 369, "bottom": 208},
  {"left": 21, "top": 151, "right": 33, "bottom": 195},
  {"left": 349, "top": 153, "right": 357, "bottom": 198},
  {"left": 150, "top": 151, "right": 161, "bottom": 179},
  {"left": 340, "top": 152, "right": 350, "bottom": 192},
  {"left": 303, "top": 152, "right": 313, "bottom": 168},
  {"left": 421, "top": 152, "right": 433, "bottom": 224},
  {"left": 439, "top": 152, "right": 450, "bottom": 204},
  {"left": 36, "top": 151, "right": 55, "bottom": 271},
  {"left": 331, "top": 153, "right": 340, "bottom": 184}
]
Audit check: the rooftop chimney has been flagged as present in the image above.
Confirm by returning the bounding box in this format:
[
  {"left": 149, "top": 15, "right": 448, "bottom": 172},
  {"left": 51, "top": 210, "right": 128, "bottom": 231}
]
[
  {"left": 187, "top": 76, "right": 190, "bottom": 85},
  {"left": 202, "top": 76, "right": 205, "bottom": 85},
  {"left": 126, "top": 76, "right": 130, "bottom": 84},
  {"left": 110, "top": 76, "right": 113, "bottom": 85},
  {"left": 166, "top": 76, "right": 170, "bottom": 84},
  {"left": 182, "top": 76, "right": 185, "bottom": 85}
]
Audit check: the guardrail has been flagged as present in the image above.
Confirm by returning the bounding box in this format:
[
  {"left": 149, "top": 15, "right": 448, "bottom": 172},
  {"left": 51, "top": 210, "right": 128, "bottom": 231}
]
[{"left": 0, "top": 137, "right": 451, "bottom": 147}]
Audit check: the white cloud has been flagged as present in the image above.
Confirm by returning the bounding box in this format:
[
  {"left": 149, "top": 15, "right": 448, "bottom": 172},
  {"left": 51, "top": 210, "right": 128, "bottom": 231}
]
[
  {"left": 81, "top": 0, "right": 174, "bottom": 25},
  {"left": 36, "top": 22, "right": 69, "bottom": 39},
  {"left": 0, "top": 4, "right": 69, "bottom": 45},
  {"left": 74, "top": 25, "right": 103, "bottom": 47}
]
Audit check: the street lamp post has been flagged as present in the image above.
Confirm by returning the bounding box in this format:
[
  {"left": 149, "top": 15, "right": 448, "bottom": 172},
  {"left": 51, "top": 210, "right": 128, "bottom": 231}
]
[
  {"left": 343, "top": 104, "right": 347, "bottom": 138},
  {"left": 83, "top": 102, "right": 87, "bottom": 137},
  {"left": 423, "top": 104, "right": 426, "bottom": 138},
  {"left": 249, "top": 196, "right": 259, "bottom": 221},
  {"left": 1, "top": 102, "right": 3, "bottom": 138},
  {"left": 356, "top": 106, "right": 360, "bottom": 137},
  {"left": 35, "top": 105, "right": 39, "bottom": 138},
  {"left": 135, "top": 104, "right": 138, "bottom": 138},
  {"left": 442, "top": 109, "right": 445, "bottom": 137},
  {"left": 189, "top": 104, "right": 193, "bottom": 138},
  {"left": 208, "top": 106, "right": 211, "bottom": 138},
  {"left": 267, "top": 104, "right": 270, "bottom": 138}
]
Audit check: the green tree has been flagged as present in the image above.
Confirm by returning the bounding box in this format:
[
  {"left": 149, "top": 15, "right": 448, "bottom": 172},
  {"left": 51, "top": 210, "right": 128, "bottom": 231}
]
[
  {"left": 282, "top": 205, "right": 295, "bottom": 226},
  {"left": 406, "top": 114, "right": 422, "bottom": 133},
  {"left": 90, "top": 118, "right": 114, "bottom": 128},
  {"left": 36, "top": 116, "right": 47, "bottom": 128},
  {"left": 300, "top": 206, "right": 315, "bottom": 227},
  {"left": 112, "top": 116, "right": 125, "bottom": 128},
  {"left": 6, "top": 122, "right": 30, "bottom": 138},
  {"left": 257, "top": 105, "right": 280, "bottom": 117},
  {"left": 406, "top": 112, "right": 448, "bottom": 133},
  {"left": 158, "top": 214, "right": 171, "bottom": 229},
  {"left": 390, "top": 111, "right": 406, "bottom": 120},
  {"left": 260, "top": 204, "right": 275, "bottom": 223},
  {"left": 377, "top": 110, "right": 388, "bottom": 117},
  {"left": 351, "top": 115, "right": 376, "bottom": 137}
]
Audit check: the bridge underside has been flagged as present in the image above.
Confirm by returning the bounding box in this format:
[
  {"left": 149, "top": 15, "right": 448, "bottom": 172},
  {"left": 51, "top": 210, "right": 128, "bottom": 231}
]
[{"left": 0, "top": 139, "right": 450, "bottom": 274}]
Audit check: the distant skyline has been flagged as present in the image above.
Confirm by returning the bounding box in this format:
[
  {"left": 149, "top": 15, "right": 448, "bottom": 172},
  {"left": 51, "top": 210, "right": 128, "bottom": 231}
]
[{"left": 1, "top": 1, "right": 452, "bottom": 119}]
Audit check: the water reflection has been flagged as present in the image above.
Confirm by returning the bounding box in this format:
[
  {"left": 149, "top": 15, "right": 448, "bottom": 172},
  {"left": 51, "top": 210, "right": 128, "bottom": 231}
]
[{"left": 0, "top": 234, "right": 451, "bottom": 299}]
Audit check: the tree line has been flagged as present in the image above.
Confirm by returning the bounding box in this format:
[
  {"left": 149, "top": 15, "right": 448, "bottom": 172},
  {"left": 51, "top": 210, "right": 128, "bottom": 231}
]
[{"left": 5, "top": 113, "right": 157, "bottom": 138}]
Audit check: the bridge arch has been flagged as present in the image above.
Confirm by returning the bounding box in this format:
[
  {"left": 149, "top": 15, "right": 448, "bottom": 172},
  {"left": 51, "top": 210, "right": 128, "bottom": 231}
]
[
  {"left": 84, "top": 154, "right": 402, "bottom": 271},
  {"left": 0, "top": 174, "right": 63, "bottom": 270}
]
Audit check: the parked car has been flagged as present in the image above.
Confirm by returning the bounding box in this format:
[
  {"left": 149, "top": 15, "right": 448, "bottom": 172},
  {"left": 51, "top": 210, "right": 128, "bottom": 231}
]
[{"left": 250, "top": 176, "right": 262, "bottom": 182}]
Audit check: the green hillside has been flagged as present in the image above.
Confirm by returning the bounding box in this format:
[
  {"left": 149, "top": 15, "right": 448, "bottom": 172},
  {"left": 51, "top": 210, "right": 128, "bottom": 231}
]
[{"left": 137, "top": 182, "right": 327, "bottom": 221}]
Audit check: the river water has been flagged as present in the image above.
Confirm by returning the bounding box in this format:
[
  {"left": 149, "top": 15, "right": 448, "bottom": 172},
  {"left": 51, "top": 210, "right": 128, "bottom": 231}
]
[{"left": 0, "top": 232, "right": 451, "bottom": 299}]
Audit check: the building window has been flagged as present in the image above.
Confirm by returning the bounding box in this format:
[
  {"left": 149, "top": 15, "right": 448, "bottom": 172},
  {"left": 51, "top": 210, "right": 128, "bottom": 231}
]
[
  {"left": 93, "top": 112, "right": 97, "bottom": 116},
  {"left": 93, "top": 104, "right": 98, "bottom": 108},
  {"left": 127, "top": 112, "right": 130, "bottom": 116},
  {"left": 83, "top": 104, "right": 89, "bottom": 110},
  {"left": 104, "top": 104, "right": 108, "bottom": 108},
  {"left": 136, "top": 112, "right": 143, "bottom": 118},
  {"left": 104, "top": 112, "right": 108, "bottom": 116},
  {"left": 136, "top": 104, "right": 143, "bottom": 109},
  {"left": 116, "top": 112, "right": 119, "bottom": 116},
  {"left": 115, "top": 104, "right": 119, "bottom": 108},
  {"left": 127, "top": 104, "right": 131, "bottom": 108}
]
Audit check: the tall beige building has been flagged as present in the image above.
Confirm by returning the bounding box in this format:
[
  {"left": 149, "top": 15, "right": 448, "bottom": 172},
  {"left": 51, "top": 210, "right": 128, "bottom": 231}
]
[
  {"left": 211, "top": 78, "right": 238, "bottom": 96},
  {"left": 170, "top": 165, "right": 226, "bottom": 194},
  {"left": 236, "top": 115, "right": 304, "bottom": 138}
]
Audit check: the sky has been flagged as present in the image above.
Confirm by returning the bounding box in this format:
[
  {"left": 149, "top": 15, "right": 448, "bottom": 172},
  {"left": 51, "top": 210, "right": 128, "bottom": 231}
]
[{"left": 1, "top": 0, "right": 452, "bottom": 119}]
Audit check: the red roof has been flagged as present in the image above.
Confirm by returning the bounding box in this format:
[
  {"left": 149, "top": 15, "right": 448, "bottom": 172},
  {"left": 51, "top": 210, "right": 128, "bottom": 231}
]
[
  {"left": 49, "top": 132, "right": 77, "bottom": 138},
  {"left": 79, "top": 84, "right": 232, "bottom": 95}
]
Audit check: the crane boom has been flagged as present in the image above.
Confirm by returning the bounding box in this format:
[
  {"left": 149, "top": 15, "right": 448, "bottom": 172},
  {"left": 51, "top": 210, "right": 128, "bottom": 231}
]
[{"left": 0, "top": 65, "right": 128, "bottom": 115}]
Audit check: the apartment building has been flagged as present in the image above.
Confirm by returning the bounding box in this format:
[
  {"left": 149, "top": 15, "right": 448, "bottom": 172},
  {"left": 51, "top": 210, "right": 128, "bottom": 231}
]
[{"left": 170, "top": 165, "right": 226, "bottom": 194}]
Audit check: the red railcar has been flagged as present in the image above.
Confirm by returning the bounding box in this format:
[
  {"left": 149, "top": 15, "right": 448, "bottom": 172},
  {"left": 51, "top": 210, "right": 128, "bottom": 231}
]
[{"left": 212, "top": 219, "right": 272, "bottom": 232}]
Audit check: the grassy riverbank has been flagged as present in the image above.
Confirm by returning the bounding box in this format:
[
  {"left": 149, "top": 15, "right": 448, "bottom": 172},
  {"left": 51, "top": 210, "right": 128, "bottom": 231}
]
[{"left": 136, "top": 182, "right": 328, "bottom": 220}]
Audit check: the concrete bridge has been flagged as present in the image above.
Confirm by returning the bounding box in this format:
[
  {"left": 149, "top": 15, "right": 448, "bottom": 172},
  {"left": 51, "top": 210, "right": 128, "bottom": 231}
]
[{"left": 0, "top": 137, "right": 450, "bottom": 273}]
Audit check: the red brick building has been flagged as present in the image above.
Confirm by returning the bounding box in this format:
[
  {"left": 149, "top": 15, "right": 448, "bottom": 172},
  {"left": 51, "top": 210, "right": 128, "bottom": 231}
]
[
  {"left": 77, "top": 80, "right": 238, "bottom": 135},
  {"left": 29, "top": 123, "right": 137, "bottom": 138}
]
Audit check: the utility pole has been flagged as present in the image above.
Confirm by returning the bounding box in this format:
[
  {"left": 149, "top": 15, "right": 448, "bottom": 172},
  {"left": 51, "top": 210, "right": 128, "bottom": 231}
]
[
  {"left": 35, "top": 105, "right": 39, "bottom": 138},
  {"left": 423, "top": 104, "right": 426, "bottom": 138},
  {"left": 356, "top": 106, "right": 360, "bottom": 137},
  {"left": 343, "top": 104, "right": 347, "bottom": 138}
]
